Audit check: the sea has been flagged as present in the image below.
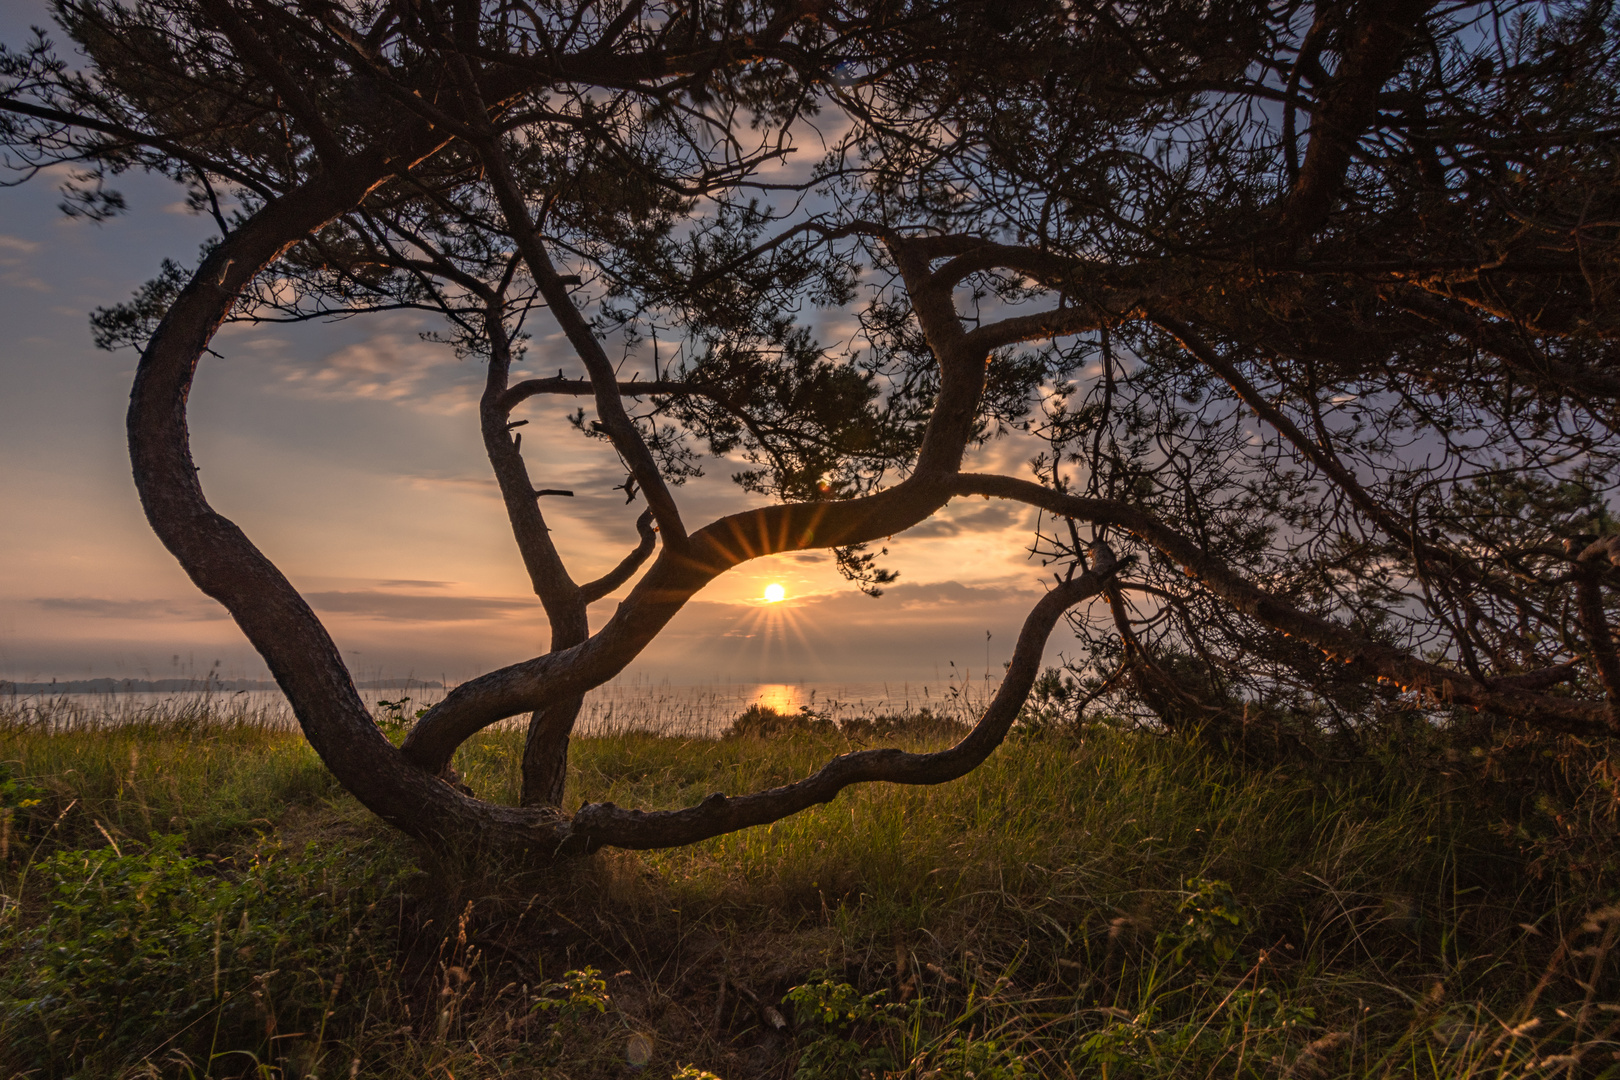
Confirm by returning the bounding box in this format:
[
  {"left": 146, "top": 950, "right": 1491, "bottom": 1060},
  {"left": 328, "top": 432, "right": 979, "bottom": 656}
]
[{"left": 0, "top": 674, "right": 1004, "bottom": 737}]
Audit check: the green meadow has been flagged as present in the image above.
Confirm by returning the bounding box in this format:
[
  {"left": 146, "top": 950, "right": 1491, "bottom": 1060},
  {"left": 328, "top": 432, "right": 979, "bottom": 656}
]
[{"left": 2, "top": 695, "right": 1617, "bottom": 1079}]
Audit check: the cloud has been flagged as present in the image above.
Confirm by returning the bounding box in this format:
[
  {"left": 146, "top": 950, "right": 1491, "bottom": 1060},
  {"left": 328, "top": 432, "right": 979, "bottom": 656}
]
[
  {"left": 0, "top": 234, "right": 47, "bottom": 290},
  {"left": 305, "top": 590, "right": 536, "bottom": 623},
  {"left": 795, "top": 579, "right": 1033, "bottom": 615},
  {"left": 232, "top": 316, "right": 484, "bottom": 414},
  {"left": 1, "top": 270, "right": 50, "bottom": 291},
  {"left": 31, "top": 589, "right": 541, "bottom": 627},
  {"left": 903, "top": 501, "right": 1025, "bottom": 539},
  {"left": 399, "top": 472, "right": 500, "bottom": 497},
  {"left": 32, "top": 596, "right": 228, "bottom": 621},
  {"left": 274, "top": 333, "right": 472, "bottom": 406}
]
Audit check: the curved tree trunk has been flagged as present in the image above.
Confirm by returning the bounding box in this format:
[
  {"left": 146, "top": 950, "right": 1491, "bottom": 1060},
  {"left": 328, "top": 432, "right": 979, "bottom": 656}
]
[
  {"left": 69, "top": 0, "right": 1620, "bottom": 872},
  {"left": 555, "top": 568, "right": 1114, "bottom": 851},
  {"left": 475, "top": 302, "right": 593, "bottom": 806},
  {"left": 126, "top": 154, "right": 1089, "bottom": 858},
  {"left": 127, "top": 157, "right": 559, "bottom": 849},
  {"left": 519, "top": 508, "right": 660, "bottom": 806},
  {"left": 521, "top": 699, "right": 583, "bottom": 807}
]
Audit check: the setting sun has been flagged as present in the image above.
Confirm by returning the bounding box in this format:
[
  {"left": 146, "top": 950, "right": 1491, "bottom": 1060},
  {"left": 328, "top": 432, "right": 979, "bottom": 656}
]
[{"left": 763, "top": 583, "right": 786, "bottom": 603}]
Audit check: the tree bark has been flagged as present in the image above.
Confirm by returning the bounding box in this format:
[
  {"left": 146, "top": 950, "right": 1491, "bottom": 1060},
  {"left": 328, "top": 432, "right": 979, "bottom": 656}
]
[
  {"left": 476, "top": 303, "right": 593, "bottom": 805},
  {"left": 1273, "top": 0, "right": 1435, "bottom": 240},
  {"left": 521, "top": 701, "right": 581, "bottom": 807},
  {"left": 518, "top": 509, "right": 657, "bottom": 807}
]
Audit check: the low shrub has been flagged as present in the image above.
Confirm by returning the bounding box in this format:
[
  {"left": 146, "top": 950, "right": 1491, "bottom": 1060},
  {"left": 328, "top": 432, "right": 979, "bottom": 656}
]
[
  {"left": 724, "top": 704, "right": 836, "bottom": 739},
  {"left": 724, "top": 703, "right": 968, "bottom": 742},
  {"left": 1, "top": 834, "right": 408, "bottom": 1077},
  {"left": 838, "top": 707, "right": 967, "bottom": 742},
  {"left": 0, "top": 759, "right": 47, "bottom": 859}
]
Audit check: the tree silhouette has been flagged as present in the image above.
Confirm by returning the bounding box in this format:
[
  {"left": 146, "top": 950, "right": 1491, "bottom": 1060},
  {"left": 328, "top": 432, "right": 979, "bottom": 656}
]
[{"left": 4, "top": 0, "right": 1618, "bottom": 855}]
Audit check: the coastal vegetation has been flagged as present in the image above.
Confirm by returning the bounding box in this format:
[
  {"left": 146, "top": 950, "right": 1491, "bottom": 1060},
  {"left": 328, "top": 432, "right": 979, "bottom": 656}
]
[
  {"left": 3, "top": 0, "right": 1617, "bottom": 856},
  {"left": 3, "top": 694, "right": 1617, "bottom": 1078},
  {"left": 3, "top": 1, "right": 1618, "bottom": 1070}
]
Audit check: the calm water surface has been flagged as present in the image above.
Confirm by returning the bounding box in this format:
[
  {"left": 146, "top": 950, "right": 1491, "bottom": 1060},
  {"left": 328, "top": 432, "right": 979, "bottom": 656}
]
[{"left": 2, "top": 675, "right": 1003, "bottom": 737}]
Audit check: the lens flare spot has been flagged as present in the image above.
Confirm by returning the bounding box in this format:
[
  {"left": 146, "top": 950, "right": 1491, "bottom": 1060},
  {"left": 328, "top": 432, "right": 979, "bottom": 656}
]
[{"left": 763, "top": 583, "right": 787, "bottom": 603}]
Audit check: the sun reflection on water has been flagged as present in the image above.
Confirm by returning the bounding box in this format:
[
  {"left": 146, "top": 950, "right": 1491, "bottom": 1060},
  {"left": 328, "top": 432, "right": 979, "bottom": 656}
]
[{"left": 751, "top": 683, "right": 804, "bottom": 713}]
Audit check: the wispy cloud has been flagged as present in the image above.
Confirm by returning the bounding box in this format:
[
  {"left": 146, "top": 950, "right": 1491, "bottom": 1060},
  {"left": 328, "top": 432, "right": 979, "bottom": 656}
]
[
  {"left": 274, "top": 332, "right": 476, "bottom": 409},
  {"left": 1, "top": 270, "right": 50, "bottom": 292},
  {"left": 904, "top": 501, "right": 1026, "bottom": 539},
  {"left": 0, "top": 233, "right": 47, "bottom": 290},
  {"left": 226, "top": 315, "right": 485, "bottom": 414},
  {"left": 32, "top": 597, "right": 228, "bottom": 621},
  {"left": 398, "top": 471, "right": 500, "bottom": 497},
  {"left": 305, "top": 590, "right": 535, "bottom": 623}
]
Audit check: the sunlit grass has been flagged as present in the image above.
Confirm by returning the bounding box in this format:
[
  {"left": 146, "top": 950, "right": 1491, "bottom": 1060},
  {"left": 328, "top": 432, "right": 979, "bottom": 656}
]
[{"left": 2, "top": 695, "right": 1618, "bottom": 1078}]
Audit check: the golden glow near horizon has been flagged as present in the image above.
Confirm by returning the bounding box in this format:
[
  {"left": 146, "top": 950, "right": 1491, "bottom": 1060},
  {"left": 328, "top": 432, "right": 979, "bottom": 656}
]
[
  {"left": 0, "top": 164, "right": 1053, "bottom": 680},
  {"left": 763, "top": 582, "right": 786, "bottom": 603}
]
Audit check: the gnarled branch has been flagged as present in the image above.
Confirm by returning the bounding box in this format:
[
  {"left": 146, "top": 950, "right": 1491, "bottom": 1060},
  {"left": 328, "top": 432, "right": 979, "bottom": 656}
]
[
  {"left": 581, "top": 508, "right": 658, "bottom": 603},
  {"left": 497, "top": 376, "right": 699, "bottom": 413},
  {"left": 952, "top": 474, "right": 1610, "bottom": 735},
  {"left": 551, "top": 566, "right": 1115, "bottom": 852}
]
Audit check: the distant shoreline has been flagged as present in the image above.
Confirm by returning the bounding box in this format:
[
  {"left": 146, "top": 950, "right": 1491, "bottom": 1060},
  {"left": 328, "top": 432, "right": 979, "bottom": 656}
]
[{"left": 0, "top": 678, "right": 442, "bottom": 694}]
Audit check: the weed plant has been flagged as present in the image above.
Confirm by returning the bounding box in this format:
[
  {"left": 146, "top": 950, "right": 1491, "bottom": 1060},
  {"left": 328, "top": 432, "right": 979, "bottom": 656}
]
[{"left": 1, "top": 693, "right": 1618, "bottom": 1078}]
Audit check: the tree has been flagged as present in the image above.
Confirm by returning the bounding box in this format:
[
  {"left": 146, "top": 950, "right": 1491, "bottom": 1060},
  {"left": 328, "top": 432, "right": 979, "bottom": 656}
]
[
  {"left": 833, "top": 0, "right": 1620, "bottom": 742},
  {"left": 3, "top": 0, "right": 1617, "bottom": 857}
]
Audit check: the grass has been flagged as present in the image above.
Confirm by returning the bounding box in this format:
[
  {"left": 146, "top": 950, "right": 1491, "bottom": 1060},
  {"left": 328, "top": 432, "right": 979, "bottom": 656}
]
[{"left": 1, "top": 693, "right": 1618, "bottom": 1079}]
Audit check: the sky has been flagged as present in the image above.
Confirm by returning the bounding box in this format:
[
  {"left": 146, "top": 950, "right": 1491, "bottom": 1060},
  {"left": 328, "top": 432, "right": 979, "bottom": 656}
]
[{"left": 0, "top": 3, "right": 1098, "bottom": 689}]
